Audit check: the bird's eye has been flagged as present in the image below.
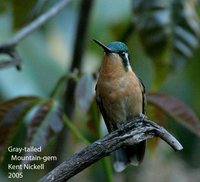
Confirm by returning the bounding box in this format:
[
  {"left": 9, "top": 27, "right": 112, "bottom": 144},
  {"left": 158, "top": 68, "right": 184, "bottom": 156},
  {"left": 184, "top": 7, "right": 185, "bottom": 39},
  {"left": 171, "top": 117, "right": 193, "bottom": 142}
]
[
  {"left": 120, "top": 52, "right": 129, "bottom": 61},
  {"left": 121, "top": 52, "right": 126, "bottom": 57}
]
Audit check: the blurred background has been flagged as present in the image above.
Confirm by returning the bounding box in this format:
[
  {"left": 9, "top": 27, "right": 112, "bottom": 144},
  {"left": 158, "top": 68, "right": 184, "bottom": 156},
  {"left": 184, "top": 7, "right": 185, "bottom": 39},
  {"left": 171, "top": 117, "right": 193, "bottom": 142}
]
[{"left": 0, "top": 0, "right": 200, "bottom": 181}]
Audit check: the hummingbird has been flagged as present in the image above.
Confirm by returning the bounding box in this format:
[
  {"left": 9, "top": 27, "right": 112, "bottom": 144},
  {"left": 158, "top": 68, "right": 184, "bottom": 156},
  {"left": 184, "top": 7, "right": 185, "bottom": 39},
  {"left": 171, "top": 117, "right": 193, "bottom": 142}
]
[{"left": 94, "top": 39, "right": 146, "bottom": 172}]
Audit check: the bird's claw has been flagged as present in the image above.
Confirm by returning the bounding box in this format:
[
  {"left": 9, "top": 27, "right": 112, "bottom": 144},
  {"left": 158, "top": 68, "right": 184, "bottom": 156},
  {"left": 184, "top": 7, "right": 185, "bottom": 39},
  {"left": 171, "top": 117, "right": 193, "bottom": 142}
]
[{"left": 139, "top": 113, "right": 147, "bottom": 119}]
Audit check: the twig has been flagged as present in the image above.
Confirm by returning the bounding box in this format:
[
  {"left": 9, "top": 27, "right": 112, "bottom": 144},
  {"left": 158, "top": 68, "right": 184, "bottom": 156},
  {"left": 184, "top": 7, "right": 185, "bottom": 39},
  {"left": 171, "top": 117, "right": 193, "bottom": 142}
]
[
  {"left": 0, "top": 0, "right": 72, "bottom": 70},
  {"left": 64, "top": 0, "right": 94, "bottom": 115},
  {"left": 52, "top": 0, "right": 94, "bottom": 167},
  {"left": 39, "top": 117, "right": 183, "bottom": 182},
  {"left": 0, "top": 0, "right": 71, "bottom": 50},
  {"left": 0, "top": 48, "right": 22, "bottom": 70}
]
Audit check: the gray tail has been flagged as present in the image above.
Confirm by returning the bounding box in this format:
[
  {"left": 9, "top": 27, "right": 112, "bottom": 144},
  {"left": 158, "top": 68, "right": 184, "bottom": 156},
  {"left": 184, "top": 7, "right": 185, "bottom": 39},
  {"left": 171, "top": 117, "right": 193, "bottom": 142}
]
[{"left": 113, "top": 141, "right": 146, "bottom": 172}]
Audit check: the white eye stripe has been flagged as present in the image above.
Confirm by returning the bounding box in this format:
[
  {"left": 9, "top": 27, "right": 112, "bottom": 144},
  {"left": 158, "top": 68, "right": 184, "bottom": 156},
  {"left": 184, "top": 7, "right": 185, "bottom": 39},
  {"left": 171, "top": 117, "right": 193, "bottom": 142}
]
[
  {"left": 124, "top": 52, "right": 129, "bottom": 61},
  {"left": 120, "top": 52, "right": 129, "bottom": 61}
]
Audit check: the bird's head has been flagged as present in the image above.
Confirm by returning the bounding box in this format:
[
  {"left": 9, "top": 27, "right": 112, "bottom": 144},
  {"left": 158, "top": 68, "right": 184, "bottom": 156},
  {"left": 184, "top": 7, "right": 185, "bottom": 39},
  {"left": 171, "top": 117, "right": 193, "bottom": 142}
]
[{"left": 94, "top": 39, "right": 131, "bottom": 71}]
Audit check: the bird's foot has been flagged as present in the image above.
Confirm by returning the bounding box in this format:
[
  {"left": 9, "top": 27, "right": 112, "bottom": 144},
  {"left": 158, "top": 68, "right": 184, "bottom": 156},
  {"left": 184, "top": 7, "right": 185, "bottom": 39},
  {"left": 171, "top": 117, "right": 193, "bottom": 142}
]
[{"left": 139, "top": 113, "right": 147, "bottom": 120}]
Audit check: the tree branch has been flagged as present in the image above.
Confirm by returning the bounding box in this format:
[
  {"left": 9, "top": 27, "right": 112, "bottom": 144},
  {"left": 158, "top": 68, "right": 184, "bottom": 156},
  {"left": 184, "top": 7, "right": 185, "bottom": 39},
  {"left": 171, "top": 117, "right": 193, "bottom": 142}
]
[
  {"left": 51, "top": 0, "right": 94, "bottom": 167},
  {"left": 0, "top": 0, "right": 72, "bottom": 70},
  {"left": 64, "top": 0, "right": 94, "bottom": 116},
  {"left": 0, "top": 0, "right": 71, "bottom": 49},
  {"left": 39, "top": 117, "right": 183, "bottom": 182},
  {"left": 0, "top": 48, "right": 22, "bottom": 70}
]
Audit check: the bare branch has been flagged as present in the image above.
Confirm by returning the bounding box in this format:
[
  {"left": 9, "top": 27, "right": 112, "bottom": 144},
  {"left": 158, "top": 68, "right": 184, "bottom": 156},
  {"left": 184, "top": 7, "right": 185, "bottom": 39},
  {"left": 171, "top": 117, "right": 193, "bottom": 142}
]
[
  {"left": 39, "top": 117, "right": 183, "bottom": 182},
  {"left": 64, "top": 0, "right": 94, "bottom": 115},
  {"left": 0, "top": 48, "right": 22, "bottom": 70},
  {"left": 0, "top": 0, "right": 72, "bottom": 70},
  {"left": 0, "top": 0, "right": 71, "bottom": 49},
  {"left": 52, "top": 0, "right": 94, "bottom": 168}
]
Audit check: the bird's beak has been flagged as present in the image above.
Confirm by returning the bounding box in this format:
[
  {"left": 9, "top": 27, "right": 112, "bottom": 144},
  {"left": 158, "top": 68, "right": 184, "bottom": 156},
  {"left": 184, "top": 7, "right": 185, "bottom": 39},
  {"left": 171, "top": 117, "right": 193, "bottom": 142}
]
[{"left": 93, "top": 39, "right": 112, "bottom": 53}]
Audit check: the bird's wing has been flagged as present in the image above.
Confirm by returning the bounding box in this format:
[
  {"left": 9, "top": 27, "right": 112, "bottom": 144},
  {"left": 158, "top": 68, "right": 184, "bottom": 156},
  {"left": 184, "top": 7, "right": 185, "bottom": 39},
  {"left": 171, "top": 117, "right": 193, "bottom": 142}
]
[
  {"left": 138, "top": 78, "right": 146, "bottom": 114},
  {"left": 95, "top": 84, "right": 113, "bottom": 132}
]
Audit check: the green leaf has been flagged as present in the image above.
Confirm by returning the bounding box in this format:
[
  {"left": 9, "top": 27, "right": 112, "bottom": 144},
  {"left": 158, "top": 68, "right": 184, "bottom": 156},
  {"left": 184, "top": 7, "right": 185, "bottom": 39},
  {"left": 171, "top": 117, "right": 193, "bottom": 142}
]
[
  {"left": 132, "top": 0, "right": 200, "bottom": 86},
  {"left": 0, "top": 96, "right": 42, "bottom": 161},
  {"left": 49, "top": 75, "right": 67, "bottom": 99},
  {"left": 0, "top": 0, "right": 10, "bottom": 13},
  {"left": 26, "top": 99, "right": 64, "bottom": 147},
  {"left": 147, "top": 92, "right": 200, "bottom": 136},
  {"left": 87, "top": 99, "right": 101, "bottom": 138},
  {"left": 12, "top": 0, "right": 36, "bottom": 29},
  {"left": 62, "top": 114, "right": 89, "bottom": 145},
  {"left": 21, "top": 99, "right": 64, "bottom": 164},
  {"left": 133, "top": 0, "right": 172, "bottom": 87},
  {"left": 171, "top": 0, "right": 200, "bottom": 70},
  {"left": 147, "top": 105, "right": 167, "bottom": 153},
  {"left": 101, "top": 157, "right": 113, "bottom": 182},
  {"left": 133, "top": 0, "right": 171, "bottom": 58}
]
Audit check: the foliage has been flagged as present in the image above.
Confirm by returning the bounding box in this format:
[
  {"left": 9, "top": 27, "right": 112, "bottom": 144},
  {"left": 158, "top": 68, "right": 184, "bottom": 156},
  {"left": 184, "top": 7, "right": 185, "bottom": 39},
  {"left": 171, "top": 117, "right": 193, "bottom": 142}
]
[
  {"left": 0, "top": 0, "right": 200, "bottom": 181},
  {"left": 0, "top": 96, "right": 42, "bottom": 161},
  {"left": 147, "top": 92, "right": 200, "bottom": 136},
  {"left": 133, "top": 0, "right": 200, "bottom": 86}
]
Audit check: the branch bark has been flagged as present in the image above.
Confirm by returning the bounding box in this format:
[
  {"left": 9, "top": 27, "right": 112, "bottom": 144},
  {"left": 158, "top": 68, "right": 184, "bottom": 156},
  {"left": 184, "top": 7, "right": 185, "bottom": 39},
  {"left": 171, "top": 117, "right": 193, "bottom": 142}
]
[
  {"left": 39, "top": 117, "right": 183, "bottom": 182},
  {"left": 0, "top": 0, "right": 72, "bottom": 70}
]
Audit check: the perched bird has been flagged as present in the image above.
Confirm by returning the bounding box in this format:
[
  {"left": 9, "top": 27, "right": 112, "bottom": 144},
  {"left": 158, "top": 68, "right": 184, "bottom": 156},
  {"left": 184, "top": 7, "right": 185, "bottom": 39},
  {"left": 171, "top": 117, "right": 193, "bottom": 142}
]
[{"left": 94, "top": 40, "right": 146, "bottom": 172}]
